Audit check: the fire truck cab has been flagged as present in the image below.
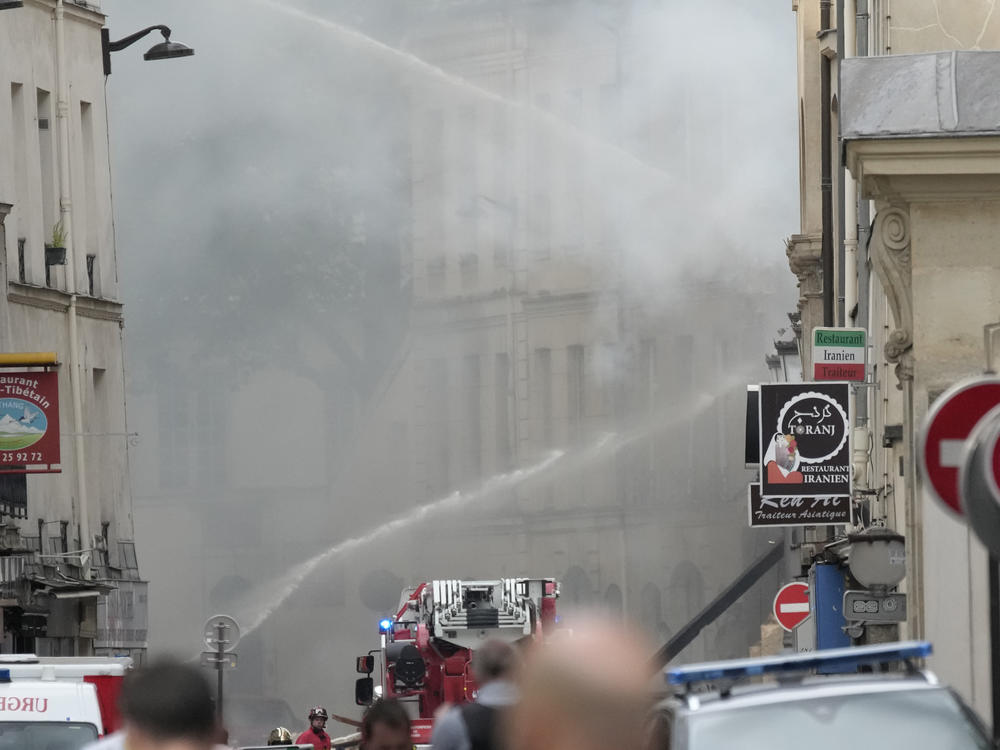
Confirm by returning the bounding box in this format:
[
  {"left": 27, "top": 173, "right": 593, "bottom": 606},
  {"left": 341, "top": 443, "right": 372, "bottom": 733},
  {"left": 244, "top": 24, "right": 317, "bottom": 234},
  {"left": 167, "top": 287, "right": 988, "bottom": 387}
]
[{"left": 354, "top": 578, "right": 558, "bottom": 746}]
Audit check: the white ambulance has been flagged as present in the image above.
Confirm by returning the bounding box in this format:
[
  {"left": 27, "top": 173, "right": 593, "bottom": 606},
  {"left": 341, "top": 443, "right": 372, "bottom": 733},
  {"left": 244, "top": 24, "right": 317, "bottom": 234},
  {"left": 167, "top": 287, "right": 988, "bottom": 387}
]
[{"left": 0, "top": 655, "right": 132, "bottom": 749}]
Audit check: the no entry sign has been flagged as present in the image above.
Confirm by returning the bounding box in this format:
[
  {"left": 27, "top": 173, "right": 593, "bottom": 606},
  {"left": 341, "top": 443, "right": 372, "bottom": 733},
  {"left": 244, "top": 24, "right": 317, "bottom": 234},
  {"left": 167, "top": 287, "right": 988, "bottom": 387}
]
[
  {"left": 773, "top": 582, "right": 811, "bottom": 631},
  {"left": 960, "top": 404, "right": 1000, "bottom": 556},
  {"left": 918, "top": 376, "right": 1000, "bottom": 517}
]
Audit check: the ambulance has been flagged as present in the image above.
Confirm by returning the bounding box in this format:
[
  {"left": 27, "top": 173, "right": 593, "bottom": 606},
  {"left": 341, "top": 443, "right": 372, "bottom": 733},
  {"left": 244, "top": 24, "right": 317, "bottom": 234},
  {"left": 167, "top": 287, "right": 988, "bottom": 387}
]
[{"left": 0, "top": 655, "right": 132, "bottom": 748}]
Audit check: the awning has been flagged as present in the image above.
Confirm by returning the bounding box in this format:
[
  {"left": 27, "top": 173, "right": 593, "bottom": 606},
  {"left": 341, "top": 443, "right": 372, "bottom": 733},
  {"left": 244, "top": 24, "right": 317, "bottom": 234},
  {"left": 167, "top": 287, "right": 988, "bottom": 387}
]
[
  {"left": 50, "top": 590, "right": 104, "bottom": 600},
  {"left": 28, "top": 575, "right": 114, "bottom": 598}
]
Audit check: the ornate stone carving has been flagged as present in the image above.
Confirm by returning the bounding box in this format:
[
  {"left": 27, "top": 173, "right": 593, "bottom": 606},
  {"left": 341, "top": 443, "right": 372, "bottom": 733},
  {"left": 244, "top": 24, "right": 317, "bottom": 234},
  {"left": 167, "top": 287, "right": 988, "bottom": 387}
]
[
  {"left": 869, "top": 206, "right": 913, "bottom": 388},
  {"left": 786, "top": 233, "right": 824, "bottom": 370}
]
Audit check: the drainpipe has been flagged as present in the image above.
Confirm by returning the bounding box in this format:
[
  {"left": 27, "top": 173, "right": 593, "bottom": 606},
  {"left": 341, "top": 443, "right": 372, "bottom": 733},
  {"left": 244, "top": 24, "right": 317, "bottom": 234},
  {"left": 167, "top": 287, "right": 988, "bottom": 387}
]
[
  {"left": 855, "top": 0, "right": 871, "bottom": 417},
  {"left": 837, "top": 0, "right": 848, "bottom": 328},
  {"left": 54, "top": 0, "right": 90, "bottom": 553},
  {"left": 821, "top": 0, "right": 834, "bottom": 328}
]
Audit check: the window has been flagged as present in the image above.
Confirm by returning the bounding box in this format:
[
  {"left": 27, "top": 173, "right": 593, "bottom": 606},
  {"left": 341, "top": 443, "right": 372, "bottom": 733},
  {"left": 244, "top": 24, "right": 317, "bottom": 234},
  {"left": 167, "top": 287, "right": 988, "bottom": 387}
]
[
  {"left": 17, "top": 238, "right": 25, "bottom": 283},
  {"left": 534, "top": 348, "right": 552, "bottom": 447},
  {"left": 11, "top": 84, "right": 28, "bottom": 280},
  {"left": 565, "top": 88, "right": 583, "bottom": 124},
  {"left": 426, "top": 256, "right": 446, "bottom": 295},
  {"left": 424, "top": 109, "right": 444, "bottom": 245},
  {"left": 531, "top": 194, "right": 551, "bottom": 259},
  {"left": 494, "top": 353, "right": 511, "bottom": 472},
  {"left": 86, "top": 254, "right": 97, "bottom": 296},
  {"left": 80, "top": 101, "right": 98, "bottom": 265},
  {"left": 426, "top": 358, "right": 450, "bottom": 499},
  {"left": 36, "top": 90, "right": 56, "bottom": 243},
  {"left": 158, "top": 386, "right": 190, "bottom": 488},
  {"left": 195, "top": 390, "right": 227, "bottom": 487},
  {"left": 118, "top": 541, "right": 138, "bottom": 571},
  {"left": 459, "top": 253, "right": 478, "bottom": 290},
  {"left": 600, "top": 84, "right": 619, "bottom": 141},
  {"left": 567, "top": 345, "right": 585, "bottom": 435},
  {"left": 463, "top": 355, "right": 481, "bottom": 481}
]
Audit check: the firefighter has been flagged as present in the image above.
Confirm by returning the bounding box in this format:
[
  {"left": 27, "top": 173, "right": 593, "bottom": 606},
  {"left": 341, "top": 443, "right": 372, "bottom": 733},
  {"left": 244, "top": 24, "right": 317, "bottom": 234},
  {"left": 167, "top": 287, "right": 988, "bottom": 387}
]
[
  {"left": 267, "top": 727, "right": 293, "bottom": 746},
  {"left": 297, "top": 707, "right": 332, "bottom": 750}
]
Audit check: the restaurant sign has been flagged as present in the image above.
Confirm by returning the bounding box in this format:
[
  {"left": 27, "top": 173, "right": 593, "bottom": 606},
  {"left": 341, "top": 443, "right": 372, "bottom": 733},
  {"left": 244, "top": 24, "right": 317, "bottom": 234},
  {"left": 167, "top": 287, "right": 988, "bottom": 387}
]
[{"left": 0, "top": 371, "right": 60, "bottom": 473}]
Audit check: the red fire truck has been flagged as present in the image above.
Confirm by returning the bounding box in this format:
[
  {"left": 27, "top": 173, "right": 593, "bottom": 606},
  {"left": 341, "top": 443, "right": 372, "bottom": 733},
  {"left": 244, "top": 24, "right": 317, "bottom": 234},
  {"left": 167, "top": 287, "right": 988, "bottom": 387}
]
[{"left": 354, "top": 578, "right": 558, "bottom": 746}]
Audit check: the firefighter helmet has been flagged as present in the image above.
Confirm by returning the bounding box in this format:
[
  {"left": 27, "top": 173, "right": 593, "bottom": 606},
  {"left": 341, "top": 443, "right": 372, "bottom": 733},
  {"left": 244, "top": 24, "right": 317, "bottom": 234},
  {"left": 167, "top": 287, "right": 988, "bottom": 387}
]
[
  {"left": 309, "top": 706, "right": 329, "bottom": 721},
  {"left": 268, "top": 727, "right": 293, "bottom": 745}
]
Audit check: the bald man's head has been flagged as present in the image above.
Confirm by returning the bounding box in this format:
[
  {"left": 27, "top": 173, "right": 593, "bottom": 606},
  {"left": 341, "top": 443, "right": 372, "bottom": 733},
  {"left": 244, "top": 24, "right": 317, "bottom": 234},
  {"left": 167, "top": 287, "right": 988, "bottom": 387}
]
[{"left": 511, "top": 618, "right": 654, "bottom": 750}]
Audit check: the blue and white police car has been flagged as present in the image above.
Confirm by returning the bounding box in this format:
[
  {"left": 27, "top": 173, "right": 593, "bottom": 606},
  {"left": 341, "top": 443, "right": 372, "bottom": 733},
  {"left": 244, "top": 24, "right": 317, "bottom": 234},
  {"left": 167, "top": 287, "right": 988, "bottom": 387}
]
[{"left": 651, "top": 642, "right": 993, "bottom": 749}]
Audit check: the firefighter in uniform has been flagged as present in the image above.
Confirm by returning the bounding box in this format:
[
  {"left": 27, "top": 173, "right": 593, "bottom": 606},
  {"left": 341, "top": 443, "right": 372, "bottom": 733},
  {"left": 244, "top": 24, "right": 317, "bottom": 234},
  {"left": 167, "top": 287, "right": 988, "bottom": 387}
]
[
  {"left": 267, "top": 728, "right": 293, "bottom": 746},
  {"left": 297, "top": 707, "right": 332, "bottom": 750}
]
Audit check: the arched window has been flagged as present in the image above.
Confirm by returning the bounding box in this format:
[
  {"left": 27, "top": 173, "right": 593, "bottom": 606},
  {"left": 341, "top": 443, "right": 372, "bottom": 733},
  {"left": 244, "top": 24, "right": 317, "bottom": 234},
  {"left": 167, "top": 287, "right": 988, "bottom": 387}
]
[
  {"left": 561, "top": 566, "right": 594, "bottom": 608},
  {"left": 640, "top": 582, "right": 669, "bottom": 642},
  {"left": 667, "top": 561, "right": 704, "bottom": 632}
]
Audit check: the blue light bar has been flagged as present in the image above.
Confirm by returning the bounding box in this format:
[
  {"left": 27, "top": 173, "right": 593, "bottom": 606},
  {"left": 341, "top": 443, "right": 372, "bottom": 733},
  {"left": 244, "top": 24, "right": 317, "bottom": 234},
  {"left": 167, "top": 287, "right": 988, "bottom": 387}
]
[
  {"left": 379, "top": 618, "right": 393, "bottom": 633},
  {"left": 666, "top": 640, "right": 932, "bottom": 686}
]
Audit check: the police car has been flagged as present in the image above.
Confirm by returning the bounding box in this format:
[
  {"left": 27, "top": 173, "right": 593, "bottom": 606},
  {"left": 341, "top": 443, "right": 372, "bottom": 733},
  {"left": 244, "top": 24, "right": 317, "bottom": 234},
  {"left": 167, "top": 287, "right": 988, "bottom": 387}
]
[{"left": 650, "top": 642, "right": 993, "bottom": 750}]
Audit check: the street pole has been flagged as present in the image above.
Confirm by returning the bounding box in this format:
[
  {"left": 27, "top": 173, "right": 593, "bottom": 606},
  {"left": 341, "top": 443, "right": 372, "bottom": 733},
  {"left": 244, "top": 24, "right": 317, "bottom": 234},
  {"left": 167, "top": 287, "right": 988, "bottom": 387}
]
[
  {"left": 990, "top": 555, "right": 1000, "bottom": 741},
  {"left": 216, "top": 621, "right": 225, "bottom": 722},
  {"left": 54, "top": 0, "right": 89, "bottom": 552}
]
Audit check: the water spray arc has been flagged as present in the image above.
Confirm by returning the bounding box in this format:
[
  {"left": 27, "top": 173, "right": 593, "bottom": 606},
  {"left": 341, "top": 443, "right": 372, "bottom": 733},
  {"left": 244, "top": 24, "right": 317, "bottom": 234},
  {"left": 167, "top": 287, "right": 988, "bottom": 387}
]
[
  {"left": 225, "top": 370, "right": 754, "bottom": 641},
  {"left": 253, "top": 0, "right": 674, "bottom": 188}
]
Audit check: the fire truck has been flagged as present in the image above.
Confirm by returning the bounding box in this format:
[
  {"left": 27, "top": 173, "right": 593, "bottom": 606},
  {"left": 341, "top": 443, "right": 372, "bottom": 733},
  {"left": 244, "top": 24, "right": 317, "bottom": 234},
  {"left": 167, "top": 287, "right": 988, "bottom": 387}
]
[{"left": 354, "top": 578, "right": 559, "bottom": 746}]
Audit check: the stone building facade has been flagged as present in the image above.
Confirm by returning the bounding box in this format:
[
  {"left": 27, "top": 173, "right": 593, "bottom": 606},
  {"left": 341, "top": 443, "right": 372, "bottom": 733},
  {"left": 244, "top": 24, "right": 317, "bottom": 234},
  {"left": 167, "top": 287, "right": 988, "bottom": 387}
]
[
  {"left": 788, "top": 0, "right": 1000, "bottom": 716},
  {"left": 0, "top": 0, "right": 145, "bottom": 658}
]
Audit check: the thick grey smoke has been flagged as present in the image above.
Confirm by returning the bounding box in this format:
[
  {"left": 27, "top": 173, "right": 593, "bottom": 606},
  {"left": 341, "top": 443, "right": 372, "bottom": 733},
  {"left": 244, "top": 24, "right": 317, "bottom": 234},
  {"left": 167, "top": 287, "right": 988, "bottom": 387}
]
[{"left": 105, "top": 0, "right": 796, "bottom": 739}]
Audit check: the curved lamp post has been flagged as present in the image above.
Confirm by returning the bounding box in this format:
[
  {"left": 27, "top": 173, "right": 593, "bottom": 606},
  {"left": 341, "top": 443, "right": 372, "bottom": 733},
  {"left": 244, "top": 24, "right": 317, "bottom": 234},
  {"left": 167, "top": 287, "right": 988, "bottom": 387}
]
[{"left": 101, "top": 24, "right": 194, "bottom": 75}]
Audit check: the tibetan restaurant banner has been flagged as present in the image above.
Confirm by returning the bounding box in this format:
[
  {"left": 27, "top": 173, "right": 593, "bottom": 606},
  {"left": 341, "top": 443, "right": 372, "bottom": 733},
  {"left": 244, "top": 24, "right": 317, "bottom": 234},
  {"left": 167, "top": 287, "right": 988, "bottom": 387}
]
[{"left": 0, "top": 371, "right": 60, "bottom": 473}]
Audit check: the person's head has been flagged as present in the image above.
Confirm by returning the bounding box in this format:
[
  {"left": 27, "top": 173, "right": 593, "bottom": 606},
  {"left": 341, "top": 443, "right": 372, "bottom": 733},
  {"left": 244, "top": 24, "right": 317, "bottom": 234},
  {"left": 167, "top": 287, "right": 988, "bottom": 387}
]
[
  {"left": 267, "top": 727, "right": 293, "bottom": 746},
  {"left": 510, "top": 617, "right": 653, "bottom": 750},
  {"left": 361, "top": 699, "right": 411, "bottom": 750},
  {"left": 471, "top": 638, "right": 519, "bottom": 687},
  {"left": 308, "top": 706, "right": 329, "bottom": 733},
  {"left": 118, "top": 658, "right": 217, "bottom": 750}
]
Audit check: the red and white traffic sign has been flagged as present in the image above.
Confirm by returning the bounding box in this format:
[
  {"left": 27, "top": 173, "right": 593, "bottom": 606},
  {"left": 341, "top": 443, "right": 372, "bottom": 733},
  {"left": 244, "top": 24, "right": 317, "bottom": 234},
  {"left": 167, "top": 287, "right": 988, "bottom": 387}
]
[
  {"left": 773, "top": 582, "right": 810, "bottom": 631},
  {"left": 918, "top": 376, "right": 1000, "bottom": 517},
  {"left": 960, "top": 404, "right": 1000, "bottom": 556}
]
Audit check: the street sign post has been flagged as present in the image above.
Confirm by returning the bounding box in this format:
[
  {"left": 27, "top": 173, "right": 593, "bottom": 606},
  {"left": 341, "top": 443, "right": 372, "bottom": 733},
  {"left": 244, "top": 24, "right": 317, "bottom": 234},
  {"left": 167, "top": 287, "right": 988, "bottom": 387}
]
[
  {"left": 918, "top": 376, "right": 1000, "bottom": 517},
  {"left": 773, "top": 582, "right": 811, "bottom": 632},
  {"left": 812, "top": 327, "right": 866, "bottom": 381},
  {"left": 202, "top": 614, "right": 240, "bottom": 722}
]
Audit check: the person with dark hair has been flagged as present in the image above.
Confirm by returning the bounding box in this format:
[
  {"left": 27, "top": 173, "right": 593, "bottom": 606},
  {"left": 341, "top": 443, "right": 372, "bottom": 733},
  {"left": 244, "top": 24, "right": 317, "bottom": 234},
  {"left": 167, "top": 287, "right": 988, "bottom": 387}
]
[
  {"left": 361, "top": 698, "right": 411, "bottom": 750},
  {"left": 431, "top": 639, "right": 519, "bottom": 750},
  {"left": 82, "top": 658, "right": 218, "bottom": 750}
]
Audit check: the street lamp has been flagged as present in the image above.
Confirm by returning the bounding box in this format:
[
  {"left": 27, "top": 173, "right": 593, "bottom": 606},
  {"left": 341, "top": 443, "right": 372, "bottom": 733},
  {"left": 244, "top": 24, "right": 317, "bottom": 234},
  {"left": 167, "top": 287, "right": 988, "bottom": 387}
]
[{"left": 101, "top": 25, "right": 194, "bottom": 76}]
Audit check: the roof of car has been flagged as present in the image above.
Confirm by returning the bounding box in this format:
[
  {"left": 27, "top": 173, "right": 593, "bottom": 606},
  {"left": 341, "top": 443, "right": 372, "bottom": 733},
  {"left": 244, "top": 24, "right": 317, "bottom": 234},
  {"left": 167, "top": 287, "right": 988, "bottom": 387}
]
[{"left": 656, "top": 670, "right": 942, "bottom": 715}]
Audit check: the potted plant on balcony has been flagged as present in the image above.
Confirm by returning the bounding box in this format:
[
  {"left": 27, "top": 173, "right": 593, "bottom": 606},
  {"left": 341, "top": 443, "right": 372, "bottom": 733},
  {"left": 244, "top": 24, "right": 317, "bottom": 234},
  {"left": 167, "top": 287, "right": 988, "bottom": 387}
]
[{"left": 44, "top": 220, "right": 67, "bottom": 266}]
